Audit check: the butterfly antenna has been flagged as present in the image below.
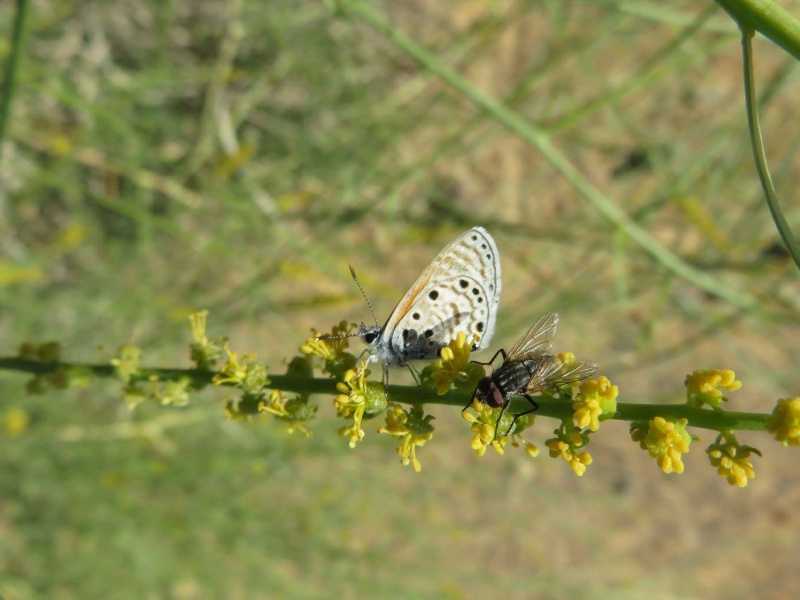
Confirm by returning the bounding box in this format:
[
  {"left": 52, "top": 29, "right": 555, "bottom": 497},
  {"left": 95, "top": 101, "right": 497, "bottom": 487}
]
[{"left": 349, "top": 265, "right": 379, "bottom": 328}]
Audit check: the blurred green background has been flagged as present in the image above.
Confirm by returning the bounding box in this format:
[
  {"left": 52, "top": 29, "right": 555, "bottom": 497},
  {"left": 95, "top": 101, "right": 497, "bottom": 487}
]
[{"left": 2, "top": 1, "right": 800, "bottom": 598}]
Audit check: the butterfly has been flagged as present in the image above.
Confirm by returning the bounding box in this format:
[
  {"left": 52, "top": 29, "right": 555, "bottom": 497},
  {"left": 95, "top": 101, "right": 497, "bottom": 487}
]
[
  {"left": 469, "top": 312, "right": 596, "bottom": 438},
  {"left": 349, "top": 227, "right": 502, "bottom": 384}
]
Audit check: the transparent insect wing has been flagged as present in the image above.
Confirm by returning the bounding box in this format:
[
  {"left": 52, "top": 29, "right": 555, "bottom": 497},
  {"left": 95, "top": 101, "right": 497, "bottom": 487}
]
[
  {"left": 523, "top": 356, "right": 597, "bottom": 394},
  {"left": 378, "top": 226, "right": 501, "bottom": 365},
  {"left": 504, "top": 312, "right": 559, "bottom": 362}
]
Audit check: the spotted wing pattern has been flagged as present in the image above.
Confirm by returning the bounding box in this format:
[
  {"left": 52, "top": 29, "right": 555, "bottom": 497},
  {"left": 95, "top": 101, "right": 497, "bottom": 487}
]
[{"left": 377, "top": 227, "right": 501, "bottom": 366}]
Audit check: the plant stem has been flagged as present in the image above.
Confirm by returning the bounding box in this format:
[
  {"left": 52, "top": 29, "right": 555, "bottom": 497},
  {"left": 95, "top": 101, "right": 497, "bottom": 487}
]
[
  {"left": 0, "top": 357, "right": 769, "bottom": 432},
  {"left": 738, "top": 26, "right": 800, "bottom": 271},
  {"left": 0, "top": 0, "right": 31, "bottom": 161}
]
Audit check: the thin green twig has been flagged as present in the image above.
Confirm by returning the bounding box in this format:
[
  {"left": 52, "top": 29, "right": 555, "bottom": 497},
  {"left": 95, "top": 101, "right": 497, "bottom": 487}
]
[
  {"left": 0, "top": 356, "right": 769, "bottom": 432},
  {"left": 738, "top": 26, "right": 800, "bottom": 271},
  {"left": 0, "top": 0, "right": 31, "bottom": 161}
]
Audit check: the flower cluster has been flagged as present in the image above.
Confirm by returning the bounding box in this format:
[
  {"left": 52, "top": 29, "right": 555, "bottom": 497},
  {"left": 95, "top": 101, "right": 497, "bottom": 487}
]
[
  {"left": 544, "top": 422, "right": 592, "bottom": 476},
  {"left": 685, "top": 369, "right": 741, "bottom": 411},
  {"left": 18, "top": 341, "right": 77, "bottom": 394},
  {"left": 706, "top": 434, "right": 760, "bottom": 487},
  {"left": 572, "top": 376, "right": 618, "bottom": 432},
  {"left": 334, "top": 362, "right": 387, "bottom": 448},
  {"left": 631, "top": 417, "right": 692, "bottom": 474},
  {"left": 259, "top": 389, "right": 317, "bottom": 437},
  {"left": 377, "top": 404, "right": 435, "bottom": 472},
  {"left": 766, "top": 397, "right": 800, "bottom": 447},
  {"left": 212, "top": 342, "right": 269, "bottom": 394},
  {"left": 299, "top": 321, "right": 357, "bottom": 377},
  {"left": 462, "top": 399, "right": 538, "bottom": 458},
  {"left": 429, "top": 332, "right": 484, "bottom": 395},
  {"left": 189, "top": 311, "right": 223, "bottom": 370}
]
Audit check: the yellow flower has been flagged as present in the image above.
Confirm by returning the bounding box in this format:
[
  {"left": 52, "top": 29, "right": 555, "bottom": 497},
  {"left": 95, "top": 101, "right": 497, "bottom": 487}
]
[
  {"left": 685, "top": 369, "right": 742, "bottom": 411},
  {"left": 212, "top": 342, "right": 269, "bottom": 394},
  {"left": 766, "top": 397, "right": 800, "bottom": 447},
  {"left": 111, "top": 343, "right": 141, "bottom": 384},
  {"left": 159, "top": 377, "right": 192, "bottom": 407},
  {"left": 556, "top": 351, "right": 575, "bottom": 366},
  {"left": 430, "top": 332, "right": 484, "bottom": 395},
  {"left": 631, "top": 417, "right": 692, "bottom": 474},
  {"left": 189, "top": 310, "right": 222, "bottom": 369},
  {"left": 259, "top": 389, "right": 316, "bottom": 437},
  {"left": 3, "top": 407, "right": 29, "bottom": 438},
  {"left": 706, "top": 434, "right": 760, "bottom": 488},
  {"left": 300, "top": 321, "right": 357, "bottom": 376},
  {"left": 462, "top": 399, "right": 537, "bottom": 458},
  {"left": 377, "top": 404, "right": 435, "bottom": 472},
  {"left": 572, "top": 376, "right": 618, "bottom": 432},
  {"left": 544, "top": 423, "right": 592, "bottom": 476},
  {"left": 334, "top": 362, "right": 385, "bottom": 448}
]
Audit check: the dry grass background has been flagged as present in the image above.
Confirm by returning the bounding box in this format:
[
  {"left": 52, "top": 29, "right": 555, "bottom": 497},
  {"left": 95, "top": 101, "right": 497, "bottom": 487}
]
[{"left": 1, "top": 1, "right": 800, "bottom": 598}]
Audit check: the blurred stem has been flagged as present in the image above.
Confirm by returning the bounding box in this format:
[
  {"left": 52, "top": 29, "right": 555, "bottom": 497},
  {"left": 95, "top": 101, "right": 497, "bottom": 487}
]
[
  {"left": 340, "top": 1, "right": 760, "bottom": 313},
  {"left": 0, "top": 0, "right": 31, "bottom": 161},
  {"left": 715, "top": 0, "right": 800, "bottom": 62},
  {"left": 738, "top": 26, "right": 800, "bottom": 271},
  {"left": 0, "top": 356, "right": 769, "bottom": 432}
]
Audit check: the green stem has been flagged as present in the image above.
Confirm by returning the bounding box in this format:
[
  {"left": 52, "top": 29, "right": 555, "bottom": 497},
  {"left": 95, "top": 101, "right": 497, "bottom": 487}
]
[
  {"left": 715, "top": 0, "right": 800, "bottom": 62},
  {"left": 0, "top": 357, "right": 769, "bottom": 432},
  {"left": 738, "top": 26, "right": 800, "bottom": 271},
  {"left": 0, "top": 0, "right": 31, "bottom": 161}
]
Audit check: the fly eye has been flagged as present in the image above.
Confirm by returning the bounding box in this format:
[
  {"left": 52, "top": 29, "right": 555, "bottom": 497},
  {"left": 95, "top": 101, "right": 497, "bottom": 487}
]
[
  {"left": 477, "top": 378, "right": 492, "bottom": 394},
  {"left": 490, "top": 389, "right": 505, "bottom": 408}
]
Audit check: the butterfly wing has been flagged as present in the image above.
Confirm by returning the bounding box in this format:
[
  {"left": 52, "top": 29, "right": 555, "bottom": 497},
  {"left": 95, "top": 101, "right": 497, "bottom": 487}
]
[
  {"left": 504, "top": 313, "right": 559, "bottom": 363},
  {"left": 382, "top": 227, "right": 501, "bottom": 365}
]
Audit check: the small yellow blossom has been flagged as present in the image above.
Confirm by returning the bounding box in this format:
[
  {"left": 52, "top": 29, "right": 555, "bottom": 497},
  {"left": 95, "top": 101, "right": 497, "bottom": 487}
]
[
  {"left": 212, "top": 342, "right": 269, "bottom": 394},
  {"left": 556, "top": 351, "right": 575, "bottom": 366},
  {"left": 685, "top": 369, "right": 742, "bottom": 411},
  {"left": 631, "top": 417, "right": 692, "bottom": 474},
  {"left": 189, "top": 310, "right": 222, "bottom": 369},
  {"left": 377, "top": 404, "right": 435, "bottom": 472},
  {"left": 300, "top": 321, "right": 357, "bottom": 376},
  {"left": 3, "top": 407, "right": 29, "bottom": 438},
  {"left": 462, "top": 399, "right": 536, "bottom": 458},
  {"left": 706, "top": 434, "right": 760, "bottom": 487},
  {"left": 766, "top": 397, "right": 800, "bottom": 447},
  {"left": 301, "top": 321, "right": 353, "bottom": 359},
  {"left": 259, "top": 390, "right": 316, "bottom": 437},
  {"left": 544, "top": 423, "right": 592, "bottom": 476},
  {"left": 430, "top": 332, "right": 484, "bottom": 395},
  {"left": 159, "top": 377, "right": 192, "bottom": 407},
  {"left": 572, "top": 376, "right": 618, "bottom": 432},
  {"left": 111, "top": 343, "right": 142, "bottom": 384},
  {"left": 334, "top": 362, "right": 372, "bottom": 448}
]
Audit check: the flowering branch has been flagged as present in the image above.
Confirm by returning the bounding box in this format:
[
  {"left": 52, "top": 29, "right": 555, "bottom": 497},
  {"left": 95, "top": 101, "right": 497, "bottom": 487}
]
[{"left": 2, "top": 312, "right": 798, "bottom": 486}]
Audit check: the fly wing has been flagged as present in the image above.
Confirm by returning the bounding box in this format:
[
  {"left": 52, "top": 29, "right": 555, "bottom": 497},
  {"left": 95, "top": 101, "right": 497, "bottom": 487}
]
[
  {"left": 524, "top": 355, "right": 597, "bottom": 394},
  {"left": 505, "top": 313, "right": 559, "bottom": 362}
]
